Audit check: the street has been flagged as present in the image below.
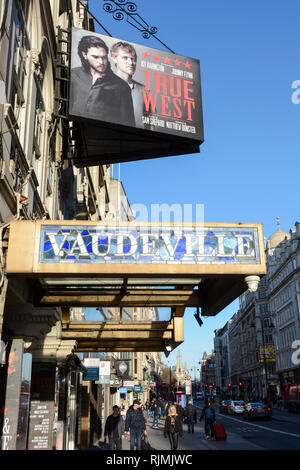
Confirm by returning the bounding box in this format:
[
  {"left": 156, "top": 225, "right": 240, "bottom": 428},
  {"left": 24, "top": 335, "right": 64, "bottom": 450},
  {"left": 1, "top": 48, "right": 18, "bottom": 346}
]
[{"left": 106, "top": 402, "right": 300, "bottom": 451}]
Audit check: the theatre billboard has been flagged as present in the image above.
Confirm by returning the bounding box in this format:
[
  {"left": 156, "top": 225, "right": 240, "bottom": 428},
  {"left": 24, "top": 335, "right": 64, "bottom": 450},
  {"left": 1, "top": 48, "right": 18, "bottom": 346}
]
[{"left": 69, "top": 28, "right": 204, "bottom": 166}]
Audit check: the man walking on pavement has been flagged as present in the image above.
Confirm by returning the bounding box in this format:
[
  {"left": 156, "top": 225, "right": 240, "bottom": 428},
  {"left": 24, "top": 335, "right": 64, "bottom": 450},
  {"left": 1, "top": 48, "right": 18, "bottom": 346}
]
[
  {"left": 151, "top": 402, "right": 160, "bottom": 429},
  {"left": 125, "top": 399, "right": 147, "bottom": 450},
  {"left": 176, "top": 400, "right": 185, "bottom": 424},
  {"left": 104, "top": 405, "right": 125, "bottom": 450},
  {"left": 184, "top": 399, "right": 197, "bottom": 434},
  {"left": 200, "top": 401, "right": 216, "bottom": 439}
]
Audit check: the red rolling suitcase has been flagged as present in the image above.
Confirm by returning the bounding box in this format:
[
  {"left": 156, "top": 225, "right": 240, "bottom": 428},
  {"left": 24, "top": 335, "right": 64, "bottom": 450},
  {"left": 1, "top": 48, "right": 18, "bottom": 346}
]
[{"left": 213, "top": 423, "right": 227, "bottom": 441}]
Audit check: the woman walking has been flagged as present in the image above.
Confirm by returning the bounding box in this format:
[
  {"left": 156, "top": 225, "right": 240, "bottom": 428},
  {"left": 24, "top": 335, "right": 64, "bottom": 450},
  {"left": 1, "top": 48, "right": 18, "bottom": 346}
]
[{"left": 164, "top": 405, "right": 183, "bottom": 450}]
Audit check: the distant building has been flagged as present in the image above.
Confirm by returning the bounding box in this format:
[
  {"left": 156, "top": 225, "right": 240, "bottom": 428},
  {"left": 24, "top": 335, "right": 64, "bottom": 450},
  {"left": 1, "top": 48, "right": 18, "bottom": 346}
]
[{"left": 215, "top": 219, "right": 300, "bottom": 401}]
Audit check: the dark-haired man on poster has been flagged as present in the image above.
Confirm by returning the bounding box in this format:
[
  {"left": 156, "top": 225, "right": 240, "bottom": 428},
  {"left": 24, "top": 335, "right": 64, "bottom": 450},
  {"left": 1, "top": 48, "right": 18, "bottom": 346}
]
[{"left": 70, "top": 35, "right": 135, "bottom": 127}]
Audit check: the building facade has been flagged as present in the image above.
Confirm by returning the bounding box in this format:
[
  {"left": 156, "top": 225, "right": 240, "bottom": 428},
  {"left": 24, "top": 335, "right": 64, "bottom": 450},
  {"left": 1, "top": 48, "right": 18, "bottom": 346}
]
[
  {"left": 214, "top": 220, "right": 300, "bottom": 402},
  {"left": 0, "top": 1, "right": 164, "bottom": 450}
]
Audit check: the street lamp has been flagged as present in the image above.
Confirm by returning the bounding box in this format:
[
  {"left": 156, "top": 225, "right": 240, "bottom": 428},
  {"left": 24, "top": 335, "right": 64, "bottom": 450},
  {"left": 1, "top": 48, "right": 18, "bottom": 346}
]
[
  {"left": 260, "top": 317, "right": 275, "bottom": 403},
  {"left": 251, "top": 318, "right": 275, "bottom": 403},
  {"left": 190, "top": 366, "right": 200, "bottom": 394}
]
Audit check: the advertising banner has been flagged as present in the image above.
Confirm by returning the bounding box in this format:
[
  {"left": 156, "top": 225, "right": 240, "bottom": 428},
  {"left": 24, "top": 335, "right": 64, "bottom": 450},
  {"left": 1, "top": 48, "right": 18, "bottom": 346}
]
[
  {"left": 69, "top": 28, "right": 204, "bottom": 166},
  {"left": 259, "top": 345, "right": 276, "bottom": 362},
  {"left": 27, "top": 363, "right": 56, "bottom": 450}
]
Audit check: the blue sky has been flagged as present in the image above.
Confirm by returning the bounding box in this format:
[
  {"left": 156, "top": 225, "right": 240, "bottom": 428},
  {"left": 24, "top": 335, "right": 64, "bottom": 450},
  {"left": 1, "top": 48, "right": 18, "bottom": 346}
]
[{"left": 89, "top": 0, "right": 300, "bottom": 368}]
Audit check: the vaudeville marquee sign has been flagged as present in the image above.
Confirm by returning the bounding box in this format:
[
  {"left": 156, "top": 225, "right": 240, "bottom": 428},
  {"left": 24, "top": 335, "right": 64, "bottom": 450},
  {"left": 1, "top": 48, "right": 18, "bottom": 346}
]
[
  {"left": 6, "top": 221, "right": 265, "bottom": 276},
  {"left": 69, "top": 28, "right": 204, "bottom": 167},
  {"left": 6, "top": 221, "right": 266, "bottom": 314}
]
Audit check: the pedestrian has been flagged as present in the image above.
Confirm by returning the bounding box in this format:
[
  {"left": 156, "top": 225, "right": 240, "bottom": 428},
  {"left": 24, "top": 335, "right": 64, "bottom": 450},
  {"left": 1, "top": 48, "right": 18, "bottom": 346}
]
[
  {"left": 152, "top": 402, "right": 159, "bottom": 429},
  {"left": 164, "top": 405, "right": 183, "bottom": 450},
  {"left": 184, "top": 399, "right": 197, "bottom": 434},
  {"left": 157, "top": 397, "right": 162, "bottom": 419},
  {"left": 125, "top": 399, "right": 147, "bottom": 450},
  {"left": 120, "top": 404, "right": 126, "bottom": 424},
  {"left": 104, "top": 405, "right": 125, "bottom": 450},
  {"left": 176, "top": 400, "right": 185, "bottom": 424},
  {"left": 200, "top": 401, "right": 216, "bottom": 439},
  {"left": 145, "top": 399, "right": 151, "bottom": 417},
  {"left": 161, "top": 398, "right": 167, "bottom": 417}
]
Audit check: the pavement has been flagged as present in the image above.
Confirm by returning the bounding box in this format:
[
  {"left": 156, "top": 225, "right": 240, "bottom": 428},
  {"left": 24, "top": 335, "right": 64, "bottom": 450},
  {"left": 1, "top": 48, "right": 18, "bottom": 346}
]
[
  {"left": 89, "top": 406, "right": 300, "bottom": 451},
  {"left": 90, "top": 414, "right": 265, "bottom": 451}
]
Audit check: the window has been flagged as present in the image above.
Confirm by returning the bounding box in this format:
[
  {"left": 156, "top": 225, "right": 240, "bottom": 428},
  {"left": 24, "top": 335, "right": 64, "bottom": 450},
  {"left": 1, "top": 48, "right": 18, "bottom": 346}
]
[
  {"left": 32, "top": 75, "right": 45, "bottom": 164},
  {"left": 263, "top": 317, "right": 272, "bottom": 328},
  {"left": 10, "top": 0, "right": 29, "bottom": 114},
  {"left": 264, "top": 334, "right": 273, "bottom": 345}
]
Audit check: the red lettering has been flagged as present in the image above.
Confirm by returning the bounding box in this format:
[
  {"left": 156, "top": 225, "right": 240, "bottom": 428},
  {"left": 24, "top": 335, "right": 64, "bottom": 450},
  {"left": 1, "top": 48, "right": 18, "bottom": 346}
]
[
  {"left": 183, "top": 80, "right": 193, "bottom": 100},
  {"left": 169, "top": 77, "right": 182, "bottom": 98},
  {"left": 173, "top": 98, "right": 182, "bottom": 119},
  {"left": 161, "top": 95, "right": 171, "bottom": 116},
  {"left": 142, "top": 90, "right": 157, "bottom": 112},
  {"left": 155, "top": 74, "right": 168, "bottom": 95},
  {"left": 141, "top": 70, "right": 153, "bottom": 90},
  {"left": 184, "top": 100, "right": 195, "bottom": 121}
]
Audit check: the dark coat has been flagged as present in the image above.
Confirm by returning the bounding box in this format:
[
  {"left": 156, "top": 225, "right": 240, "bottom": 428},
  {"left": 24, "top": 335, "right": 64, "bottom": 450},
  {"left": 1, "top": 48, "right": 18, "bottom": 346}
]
[
  {"left": 176, "top": 404, "right": 185, "bottom": 422},
  {"left": 200, "top": 405, "right": 216, "bottom": 422},
  {"left": 164, "top": 413, "right": 183, "bottom": 437},
  {"left": 184, "top": 404, "right": 197, "bottom": 421},
  {"left": 152, "top": 403, "right": 159, "bottom": 416},
  {"left": 70, "top": 65, "right": 135, "bottom": 127},
  {"left": 125, "top": 407, "right": 146, "bottom": 432},
  {"left": 104, "top": 414, "right": 124, "bottom": 439}
]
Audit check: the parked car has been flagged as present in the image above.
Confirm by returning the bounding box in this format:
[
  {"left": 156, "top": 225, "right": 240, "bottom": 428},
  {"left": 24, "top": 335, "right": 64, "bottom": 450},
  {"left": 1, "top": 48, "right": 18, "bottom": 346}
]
[
  {"left": 219, "top": 399, "right": 231, "bottom": 413},
  {"left": 227, "top": 400, "right": 245, "bottom": 415},
  {"left": 243, "top": 402, "right": 272, "bottom": 420}
]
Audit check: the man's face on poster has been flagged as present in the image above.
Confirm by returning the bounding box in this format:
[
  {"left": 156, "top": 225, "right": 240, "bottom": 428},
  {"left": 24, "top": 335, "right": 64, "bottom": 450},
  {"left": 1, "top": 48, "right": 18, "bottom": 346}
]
[
  {"left": 83, "top": 46, "right": 108, "bottom": 75},
  {"left": 113, "top": 47, "right": 137, "bottom": 78}
]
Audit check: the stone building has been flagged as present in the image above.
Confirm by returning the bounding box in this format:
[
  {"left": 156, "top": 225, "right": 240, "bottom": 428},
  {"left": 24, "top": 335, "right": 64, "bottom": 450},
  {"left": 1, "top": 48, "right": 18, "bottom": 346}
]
[
  {"left": 215, "top": 219, "right": 300, "bottom": 401},
  {"left": 266, "top": 220, "right": 300, "bottom": 390},
  {"left": 214, "top": 322, "right": 231, "bottom": 393},
  {"left": 0, "top": 0, "right": 163, "bottom": 450}
]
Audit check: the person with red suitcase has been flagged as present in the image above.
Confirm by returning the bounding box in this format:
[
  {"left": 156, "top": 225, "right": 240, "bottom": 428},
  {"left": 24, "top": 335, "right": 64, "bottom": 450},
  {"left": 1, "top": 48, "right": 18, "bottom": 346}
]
[{"left": 200, "top": 401, "right": 216, "bottom": 439}]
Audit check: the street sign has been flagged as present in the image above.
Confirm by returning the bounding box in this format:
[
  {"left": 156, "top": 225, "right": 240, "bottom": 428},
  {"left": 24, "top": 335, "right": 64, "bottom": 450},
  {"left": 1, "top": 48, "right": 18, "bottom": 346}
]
[
  {"left": 83, "top": 358, "right": 100, "bottom": 368},
  {"left": 99, "top": 361, "right": 111, "bottom": 376},
  {"left": 83, "top": 367, "right": 99, "bottom": 380},
  {"left": 123, "top": 381, "right": 135, "bottom": 387},
  {"left": 95, "top": 375, "right": 110, "bottom": 385},
  {"left": 134, "top": 385, "right": 142, "bottom": 393},
  {"left": 119, "top": 387, "right": 127, "bottom": 394}
]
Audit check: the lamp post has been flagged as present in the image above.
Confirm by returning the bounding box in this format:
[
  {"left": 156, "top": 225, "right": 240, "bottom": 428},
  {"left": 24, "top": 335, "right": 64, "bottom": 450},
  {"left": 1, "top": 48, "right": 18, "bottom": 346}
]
[
  {"left": 190, "top": 366, "right": 200, "bottom": 395},
  {"left": 260, "top": 317, "right": 275, "bottom": 403},
  {"left": 252, "top": 318, "right": 275, "bottom": 403}
]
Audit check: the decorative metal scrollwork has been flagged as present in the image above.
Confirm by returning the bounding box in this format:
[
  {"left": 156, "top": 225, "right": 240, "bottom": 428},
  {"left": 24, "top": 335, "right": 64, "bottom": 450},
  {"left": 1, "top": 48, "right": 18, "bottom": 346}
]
[{"left": 103, "top": 1, "right": 158, "bottom": 40}]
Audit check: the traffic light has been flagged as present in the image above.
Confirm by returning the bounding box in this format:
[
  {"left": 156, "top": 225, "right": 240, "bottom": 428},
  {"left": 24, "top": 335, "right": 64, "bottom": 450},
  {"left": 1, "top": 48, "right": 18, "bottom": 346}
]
[
  {"left": 227, "top": 383, "right": 232, "bottom": 389},
  {"left": 239, "top": 381, "right": 243, "bottom": 387}
]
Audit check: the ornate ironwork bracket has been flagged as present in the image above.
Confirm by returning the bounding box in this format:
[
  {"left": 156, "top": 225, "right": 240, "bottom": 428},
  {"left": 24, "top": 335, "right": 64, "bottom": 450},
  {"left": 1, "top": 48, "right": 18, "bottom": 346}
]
[{"left": 103, "top": 1, "right": 158, "bottom": 39}]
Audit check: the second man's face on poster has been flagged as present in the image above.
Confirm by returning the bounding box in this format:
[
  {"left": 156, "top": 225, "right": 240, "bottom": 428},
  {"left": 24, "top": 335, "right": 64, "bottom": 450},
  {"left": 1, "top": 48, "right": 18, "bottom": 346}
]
[{"left": 113, "top": 47, "right": 137, "bottom": 79}]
